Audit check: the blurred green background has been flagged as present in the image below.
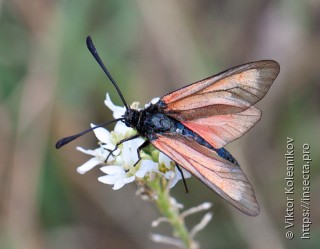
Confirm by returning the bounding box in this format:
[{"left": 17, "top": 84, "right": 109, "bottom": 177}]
[{"left": 0, "top": 1, "right": 319, "bottom": 249}]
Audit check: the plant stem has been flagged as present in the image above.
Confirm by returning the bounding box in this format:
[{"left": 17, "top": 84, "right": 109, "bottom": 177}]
[{"left": 148, "top": 177, "right": 194, "bottom": 249}]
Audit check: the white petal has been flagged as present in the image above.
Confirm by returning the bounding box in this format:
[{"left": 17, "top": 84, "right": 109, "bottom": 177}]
[
  {"left": 100, "top": 165, "right": 125, "bottom": 174},
  {"left": 164, "top": 171, "right": 174, "bottom": 180},
  {"left": 144, "top": 97, "right": 160, "bottom": 108},
  {"left": 114, "top": 121, "right": 132, "bottom": 136},
  {"left": 100, "top": 147, "right": 115, "bottom": 158},
  {"left": 113, "top": 179, "right": 126, "bottom": 190},
  {"left": 122, "top": 140, "right": 138, "bottom": 166},
  {"left": 101, "top": 143, "right": 116, "bottom": 151},
  {"left": 77, "top": 157, "right": 101, "bottom": 174},
  {"left": 111, "top": 174, "right": 135, "bottom": 190},
  {"left": 133, "top": 137, "right": 145, "bottom": 147},
  {"left": 159, "top": 152, "right": 173, "bottom": 168},
  {"left": 168, "top": 167, "right": 191, "bottom": 189},
  {"left": 98, "top": 174, "right": 120, "bottom": 185},
  {"left": 104, "top": 93, "right": 126, "bottom": 119},
  {"left": 91, "top": 124, "right": 111, "bottom": 143},
  {"left": 181, "top": 168, "right": 191, "bottom": 178},
  {"left": 76, "top": 146, "right": 97, "bottom": 156},
  {"left": 123, "top": 138, "right": 145, "bottom": 163},
  {"left": 135, "top": 170, "right": 146, "bottom": 178},
  {"left": 135, "top": 160, "right": 158, "bottom": 178},
  {"left": 115, "top": 155, "right": 123, "bottom": 165},
  {"left": 168, "top": 174, "right": 180, "bottom": 189},
  {"left": 122, "top": 175, "right": 135, "bottom": 184},
  {"left": 151, "top": 97, "right": 160, "bottom": 104}
]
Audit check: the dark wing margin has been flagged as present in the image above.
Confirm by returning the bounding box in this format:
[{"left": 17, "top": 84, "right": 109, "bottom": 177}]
[{"left": 150, "top": 132, "right": 260, "bottom": 216}]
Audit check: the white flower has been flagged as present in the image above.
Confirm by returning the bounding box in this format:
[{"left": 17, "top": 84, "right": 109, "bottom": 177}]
[
  {"left": 90, "top": 123, "right": 116, "bottom": 151},
  {"left": 76, "top": 146, "right": 108, "bottom": 174},
  {"left": 99, "top": 159, "right": 158, "bottom": 190},
  {"left": 98, "top": 137, "right": 160, "bottom": 190},
  {"left": 99, "top": 166, "right": 135, "bottom": 190},
  {"left": 104, "top": 93, "right": 126, "bottom": 119},
  {"left": 135, "top": 160, "right": 159, "bottom": 178},
  {"left": 159, "top": 152, "right": 191, "bottom": 188}
]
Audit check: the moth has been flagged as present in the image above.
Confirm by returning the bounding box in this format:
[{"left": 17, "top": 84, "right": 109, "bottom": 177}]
[{"left": 57, "top": 36, "right": 280, "bottom": 216}]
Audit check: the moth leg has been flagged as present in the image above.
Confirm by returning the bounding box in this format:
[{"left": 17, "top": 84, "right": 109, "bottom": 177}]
[
  {"left": 176, "top": 164, "right": 189, "bottom": 193},
  {"left": 105, "top": 134, "right": 140, "bottom": 162},
  {"left": 133, "top": 140, "right": 150, "bottom": 167},
  {"left": 101, "top": 143, "right": 113, "bottom": 153}
]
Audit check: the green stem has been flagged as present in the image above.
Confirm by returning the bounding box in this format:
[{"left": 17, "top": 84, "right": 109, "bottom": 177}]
[{"left": 148, "top": 177, "right": 193, "bottom": 249}]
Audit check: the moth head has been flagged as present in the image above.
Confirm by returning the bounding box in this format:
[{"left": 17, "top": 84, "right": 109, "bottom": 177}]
[{"left": 123, "top": 108, "right": 139, "bottom": 128}]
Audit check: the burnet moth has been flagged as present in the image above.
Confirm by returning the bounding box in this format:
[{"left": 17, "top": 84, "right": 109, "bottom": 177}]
[{"left": 56, "top": 36, "right": 280, "bottom": 216}]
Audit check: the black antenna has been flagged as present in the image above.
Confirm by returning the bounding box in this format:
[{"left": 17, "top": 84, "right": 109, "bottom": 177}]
[
  {"left": 86, "top": 36, "right": 129, "bottom": 110},
  {"left": 55, "top": 118, "right": 123, "bottom": 149}
]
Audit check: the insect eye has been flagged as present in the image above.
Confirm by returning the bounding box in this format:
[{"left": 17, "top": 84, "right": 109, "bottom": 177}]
[{"left": 124, "top": 120, "right": 131, "bottom": 127}]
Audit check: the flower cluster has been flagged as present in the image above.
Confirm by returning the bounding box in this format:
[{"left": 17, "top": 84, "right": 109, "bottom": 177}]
[
  {"left": 74, "top": 92, "right": 213, "bottom": 248},
  {"left": 76, "top": 93, "right": 191, "bottom": 190}
]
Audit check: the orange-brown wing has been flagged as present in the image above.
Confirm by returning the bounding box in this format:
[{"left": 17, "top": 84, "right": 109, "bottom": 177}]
[
  {"left": 161, "top": 60, "right": 279, "bottom": 148},
  {"left": 150, "top": 133, "right": 260, "bottom": 216}
]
